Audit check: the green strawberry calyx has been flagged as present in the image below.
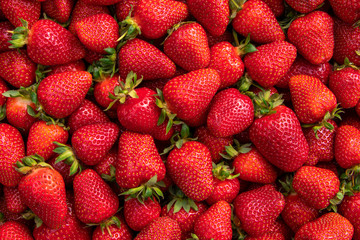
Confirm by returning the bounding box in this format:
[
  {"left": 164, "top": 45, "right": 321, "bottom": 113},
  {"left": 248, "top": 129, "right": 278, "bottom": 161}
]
[
  {"left": 278, "top": 174, "right": 295, "bottom": 196},
  {"left": 161, "top": 124, "right": 196, "bottom": 155},
  {"left": 334, "top": 57, "right": 360, "bottom": 71},
  {"left": 326, "top": 179, "right": 358, "bottom": 213},
  {"left": 234, "top": 33, "right": 257, "bottom": 57},
  {"left": 229, "top": 0, "right": 247, "bottom": 20},
  {"left": 88, "top": 48, "right": 118, "bottom": 80},
  {"left": 212, "top": 162, "right": 240, "bottom": 181},
  {"left": 118, "top": 6, "right": 141, "bottom": 43},
  {"left": 52, "top": 142, "right": 82, "bottom": 176},
  {"left": 8, "top": 19, "right": 30, "bottom": 49},
  {"left": 0, "top": 104, "right": 5, "bottom": 121},
  {"left": 166, "top": 185, "right": 199, "bottom": 214},
  {"left": 87, "top": 215, "right": 122, "bottom": 237},
  {"left": 220, "top": 139, "right": 252, "bottom": 160},
  {"left": 15, "top": 154, "right": 53, "bottom": 175},
  {"left": 101, "top": 165, "right": 116, "bottom": 182},
  {"left": 22, "top": 210, "right": 43, "bottom": 228},
  {"left": 251, "top": 89, "right": 284, "bottom": 118}
]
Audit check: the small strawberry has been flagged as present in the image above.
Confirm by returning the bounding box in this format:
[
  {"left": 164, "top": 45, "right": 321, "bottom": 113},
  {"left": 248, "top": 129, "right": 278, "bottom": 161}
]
[
  {"left": 287, "top": 11, "right": 334, "bottom": 65},
  {"left": 0, "top": 0, "right": 41, "bottom": 28},
  {"left": 134, "top": 216, "right": 181, "bottom": 240},
  {"left": 285, "top": 0, "right": 325, "bottom": 13},
  {"left": 232, "top": 0, "right": 285, "bottom": 44},
  {"left": 164, "top": 22, "right": 211, "bottom": 72},
  {"left": 243, "top": 41, "right": 297, "bottom": 88},
  {"left": 0, "top": 221, "right": 33, "bottom": 240},
  {"left": 295, "top": 212, "right": 354, "bottom": 240},
  {"left": 0, "top": 21, "right": 14, "bottom": 52},
  {"left": 338, "top": 192, "right": 360, "bottom": 240},
  {"left": 0, "top": 123, "right": 24, "bottom": 187},
  {"left": 334, "top": 125, "right": 360, "bottom": 169},
  {"left": 233, "top": 184, "right": 285, "bottom": 237},
  {"left": 42, "top": 0, "right": 75, "bottom": 23},
  {"left": 328, "top": 0, "right": 360, "bottom": 24},
  {"left": 193, "top": 200, "right": 232, "bottom": 240},
  {"left": 3, "top": 186, "right": 27, "bottom": 214},
  {"left": 48, "top": 60, "right": 86, "bottom": 76},
  {"left": 73, "top": 169, "right": 119, "bottom": 224}
]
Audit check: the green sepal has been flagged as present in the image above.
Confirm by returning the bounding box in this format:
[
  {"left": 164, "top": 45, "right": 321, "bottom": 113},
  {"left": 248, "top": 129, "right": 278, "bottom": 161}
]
[
  {"left": 118, "top": 6, "right": 141, "bottom": 43},
  {"left": 0, "top": 104, "right": 6, "bottom": 121},
  {"left": 15, "top": 154, "right": 52, "bottom": 175},
  {"left": 334, "top": 57, "right": 360, "bottom": 71},
  {"left": 278, "top": 174, "right": 295, "bottom": 196},
  {"left": 236, "top": 34, "right": 257, "bottom": 56},
  {"left": 8, "top": 19, "right": 29, "bottom": 49},
  {"left": 237, "top": 73, "right": 253, "bottom": 92},
  {"left": 94, "top": 216, "right": 122, "bottom": 237},
  {"left": 53, "top": 141, "right": 81, "bottom": 176},
  {"left": 161, "top": 124, "right": 196, "bottom": 155},
  {"left": 88, "top": 47, "right": 118, "bottom": 80},
  {"left": 212, "top": 162, "right": 239, "bottom": 181},
  {"left": 167, "top": 185, "right": 199, "bottom": 214},
  {"left": 229, "top": 0, "right": 245, "bottom": 20},
  {"left": 35, "top": 64, "right": 51, "bottom": 83},
  {"left": 101, "top": 165, "right": 116, "bottom": 182},
  {"left": 251, "top": 90, "right": 284, "bottom": 118},
  {"left": 221, "top": 140, "right": 251, "bottom": 160}
]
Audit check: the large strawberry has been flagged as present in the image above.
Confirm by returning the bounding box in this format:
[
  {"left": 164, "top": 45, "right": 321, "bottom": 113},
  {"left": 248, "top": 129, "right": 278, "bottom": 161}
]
[
  {"left": 328, "top": 0, "right": 360, "bottom": 24},
  {"left": 0, "top": 221, "right": 33, "bottom": 240},
  {"left": 334, "top": 125, "right": 360, "bottom": 169},
  {"left": 0, "top": 123, "right": 24, "bottom": 187},
  {"left": 134, "top": 217, "right": 181, "bottom": 240},
  {"left": 0, "top": 0, "right": 41, "bottom": 28},
  {"left": 287, "top": 11, "right": 334, "bottom": 65},
  {"left": 338, "top": 192, "right": 360, "bottom": 240},
  {"left": 243, "top": 41, "right": 297, "bottom": 88}
]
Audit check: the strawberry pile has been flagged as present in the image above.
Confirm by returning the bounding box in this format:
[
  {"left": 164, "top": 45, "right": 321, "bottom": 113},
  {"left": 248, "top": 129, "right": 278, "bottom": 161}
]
[{"left": 0, "top": 0, "right": 360, "bottom": 239}]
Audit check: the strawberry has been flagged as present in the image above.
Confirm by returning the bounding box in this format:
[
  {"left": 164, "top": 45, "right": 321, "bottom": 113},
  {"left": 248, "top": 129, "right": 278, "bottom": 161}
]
[
  {"left": 48, "top": 60, "right": 86, "bottom": 76},
  {"left": 285, "top": 0, "right": 324, "bottom": 13},
  {"left": 193, "top": 200, "right": 232, "bottom": 240},
  {"left": 42, "top": 0, "right": 75, "bottom": 24},
  {"left": 338, "top": 192, "right": 360, "bottom": 240},
  {"left": 81, "top": 0, "right": 121, "bottom": 5},
  {"left": 92, "top": 215, "right": 133, "bottom": 240},
  {"left": 10, "top": 19, "right": 86, "bottom": 65},
  {"left": 76, "top": 14, "right": 119, "bottom": 54},
  {"left": 328, "top": 0, "right": 360, "bottom": 24},
  {"left": 0, "top": 21, "right": 14, "bottom": 52},
  {"left": 243, "top": 41, "right": 297, "bottom": 88},
  {"left": 17, "top": 156, "right": 68, "bottom": 229},
  {"left": 36, "top": 71, "right": 92, "bottom": 119},
  {"left": 0, "top": 123, "right": 24, "bottom": 187},
  {"left": 118, "top": 38, "right": 176, "bottom": 81},
  {"left": 166, "top": 141, "right": 214, "bottom": 202},
  {"left": 233, "top": 184, "right": 285, "bottom": 237},
  {"left": 207, "top": 88, "right": 254, "bottom": 137},
  {"left": 187, "top": 0, "right": 229, "bottom": 37},
  {"left": 289, "top": 75, "right": 337, "bottom": 124},
  {"left": 3, "top": 186, "right": 27, "bottom": 214},
  {"left": 334, "top": 125, "right": 360, "bottom": 169},
  {"left": 250, "top": 105, "right": 309, "bottom": 172},
  {"left": 67, "top": 99, "right": 110, "bottom": 134},
  {"left": 164, "top": 22, "right": 210, "bottom": 72},
  {"left": 276, "top": 56, "right": 331, "bottom": 89},
  {"left": 115, "top": 0, "right": 140, "bottom": 21},
  {"left": 281, "top": 193, "right": 319, "bottom": 232},
  {"left": 0, "top": 0, "right": 41, "bottom": 28},
  {"left": 287, "top": 11, "right": 334, "bottom": 65},
  {"left": 134, "top": 216, "right": 181, "bottom": 240},
  {"left": 26, "top": 120, "right": 69, "bottom": 161},
  {"left": 73, "top": 169, "right": 119, "bottom": 224},
  {"left": 295, "top": 212, "right": 354, "bottom": 240},
  {"left": 245, "top": 233, "right": 286, "bottom": 240},
  {"left": 0, "top": 50, "right": 36, "bottom": 88},
  {"left": 329, "top": 66, "right": 360, "bottom": 109},
  {"left": 232, "top": 0, "right": 285, "bottom": 44},
  {"left": 292, "top": 166, "right": 340, "bottom": 210},
  {"left": 0, "top": 221, "right": 33, "bottom": 240},
  {"left": 162, "top": 68, "right": 220, "bottom": 127},
  {"left": 116, "top": 131, "right": 166, "bottom": 189},
  {"left": 124, "top": 198, "right": 161, "bottom": 231},
  {"left": 262, "top": 0, "right": 285, "bottom": 17},
  {"left": 94, "top": 73, "right": 122, "bottom": 110},
  {"left": 68, "top": 0, "right": 110, "bottom": 35}
]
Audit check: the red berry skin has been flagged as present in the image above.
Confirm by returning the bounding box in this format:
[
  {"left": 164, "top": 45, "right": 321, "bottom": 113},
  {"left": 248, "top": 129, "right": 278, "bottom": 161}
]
[
  {"left": 0, "top": 221, "right": 33, "bottom": 240},
  {"left": 232, "top": 0, "right": 285, "bottom": 44},
  {"left": 0, "top": 21, "right": 13, "bottom": 52},
  {"left": 115, "top": 0, "right": 140, "bottom": 21},
  {"left": 5, "top": 96, "right": 37, "bottom": 133},
  {"left": 338, "top": 192, "right": 360, "bottom": 240},
  {"left": 48, "top": 60, "right": 86, "bottom": 76},
  {"left": 262, "top": 0, "right": 285, "bottom": 17},
  {"left": 206, "top": 177, "right": 240, "bottom": 205},
  {"left": 334, "top": 125, "right": 360, "bottom": 169},
  {"left": 134, "top": 216, "right": 181, "bottom": 240},
  {"left": 292, "top": 166, "right": 340, "bottom": 210},
  {"left": 94, "top": 73, "right": 122, "bottom": 110},
  {"left": 207, "top": 88, "right": 254, "bottom": 137},
  {"left": 164, "top": 22, "right": 211, "bottom": 72},
  {"left": 92, "top": 215, "right": 133, "bottom": 240},
  {"left": 207, "top": 30, "right": 234, "bottom": 47},
  {"left": 285, "top": 0, "right": 324, "bottom": 13},
  {"left": 0, "top": 123, "right": 25, "bottom": 187},
  {"left": 0, "top": 77, "right": 8, "bottom": 106},
  {"left": 27, "top": 19, "right": 86, "bottom": 65},
  {"left": 0, "top": 50, "right": 36, "bottom": 88},
  {"left": 0, "top": 0, "right": 41, "bottom": 28},
  {"left": 42, "top": 0, "right": 75, "bottom": 24},
  {"left": 73, "top": 169, "right": 119, "bottom": 224},
  {"left": 3, "top": 186, "right": 27, "bottom": 214},
  {"left": 328, "top": 0, "right": 360, "bottom": 24},
  {"left": 124, "top": 198, "right": 161, "bottom": 231}
]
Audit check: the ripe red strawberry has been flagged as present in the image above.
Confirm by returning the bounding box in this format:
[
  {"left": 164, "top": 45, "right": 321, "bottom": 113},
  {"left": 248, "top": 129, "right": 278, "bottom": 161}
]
[
  {"left": 116, "top": 131, "right": 166, "bottom": 188},
  {"left": 262, "top": 0, "right": 285, "bottom": 17},
  {"left": 118, "top": 38, "right": 176, "bottom": 81},
  {"left": 0, "top": 0, "right": 41, "bottom": 28},
  {"left": 207, "top": 88, "right": 254, "bottom": 137},
  {"left": 338, "top": 192, "right": 360, "bottom": 240},
  {"left": 0, "top": 123, "right": 24, "bottom": 187},
  {"left": 3, "top": 186, "right": 27, "bottom": 214},
  {"left": 164, "top": 22, "right": 210, "bottom": 72},
  {"left": 163, "top": 68, "right": 220, "bottom": 127},
  {"left": 303, "top": 119, "right": 337, "bottom": 165},
  {"left": 232, "top": 0, "right": 285, "bottom": 44},
  {"left": 92, "top": 215, "right": 133, "bottom": 240},
  {"left": 289, "top": 75, "right": 337, "bottom": 124},
  {"left": 208, "top": 41, "right": 245, "bottom": 89},
  {"left": 295, "top": 212, "right": 354, "bottom": 239},
  {"left": 68, "top": 0, "right": 110, "bottom": 35},
  {"left": 17, "top": 157, "right": 68, "bottom": 229},
  {"left": 233, "top": 184, "right": 285, "bottom": 237},
  {"left": 288, "top": 11, "right": 334, "bottom": 65},
  {"left": 81, "top": 0, "right": 121, "bottom": 5},
  {"left": 281, "top": 193, "right": 319, "bottom": 232},
  {"left": 37, "top": 71, "right": 92, "bottom": 119},
  {"left": 26, "top": 120, "right": 69, "bottom": 161},
  {"left": 0, "top": 50, "right": 36, "bottom": 88},
  {"left": 0, "top": 21, "right": 14, "bottom": 52},
  {"left": 115, "top": 0, "right": 140, "bottom": 21},
  {"left": 48, "top": 60, "right": 86, "bottom": 76},
  {"left": 333, "top": 18, "right": 360, "bottom": 66},
  {"left": 134, "top": 216, "right": 181, "bottom": 240},
  {"left": 285, "top": 0, "right": 324, "bottom": 13},
  {"left": 250, "top": 105, "right": 309, "bottom": 172},
  {"left": 0, "top": 221, "right": 33, "bottom": 240},
  {"left": 93, "top": 73, "right": 122, "bottom": 111},
  {"left": 76, "top": 14, "right": 119, "bottom": 54},
  {"left": 292, "top": 166, "right": 340, "bottom": 210},
  {"left": 11, "top": 19, "right": 86, "bottom": 65},
  {"left": 193, "top": 200, "right": 232, "bottom": 240},
  {"left": 42, "top": 0, "right": 75, "bottom": 23},
  {"left": 5, "top": 96, "right": 37, "bottom": 133},
  {"left": 187, "top": 0, "right": 229, "bottom": 37},
  {"left": 124, "top": 198, "right": 161, "bottom": 231},
  {"left": 334, "top": 125, "right": 360, "bottom": 169},
  {"left": 329, "top": 66, "right": 360, "bottom": 109},
  {"left": 73, "top": 169, "right": 119, "bottom": 224},
  {"left": 276, "top": 56, "right": 331, "bottom": 88},
  {"left": 244, "top": 41, "right": 297, "bottom": 88},
  {"left": 328, "top": 0, "right": 360, "bottom": 24},
  {"left": 166, "top": 141, "right": 214, "bottom": 202}
]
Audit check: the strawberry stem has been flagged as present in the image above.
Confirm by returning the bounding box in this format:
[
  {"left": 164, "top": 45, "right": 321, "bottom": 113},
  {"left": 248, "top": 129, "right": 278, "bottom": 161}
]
[{"left": 8, "top": 19, "right": 29, "bottom": 49}]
